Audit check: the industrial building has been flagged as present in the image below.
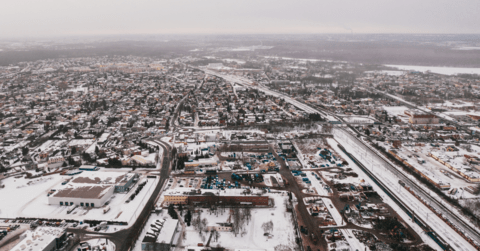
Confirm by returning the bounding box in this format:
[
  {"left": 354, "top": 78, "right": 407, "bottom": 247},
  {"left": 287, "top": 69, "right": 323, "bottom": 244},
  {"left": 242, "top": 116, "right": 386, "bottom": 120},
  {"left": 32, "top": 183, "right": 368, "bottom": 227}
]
[
  {"left": 163, "top": 189, "right": 270, "bottom": 206},
  {"left": 404, "top": 110, "right": 440, "bottom": 124},
  {"left": 48, "top": 171, "right": 139, "bottom": 207},
  {"left": 11, "top": 227, "right": 67, "bottom": 251}
]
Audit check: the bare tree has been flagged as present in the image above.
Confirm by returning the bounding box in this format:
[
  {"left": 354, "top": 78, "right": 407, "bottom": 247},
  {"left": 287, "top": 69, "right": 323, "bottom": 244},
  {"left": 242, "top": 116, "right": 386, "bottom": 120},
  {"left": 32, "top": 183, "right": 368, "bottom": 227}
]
[
  {"left": 201, "top": 218, "right": 209, "bottom": 231},
  {"left": 214, "top": 230, "right": 221, "bottom": 242},
  {"left": 275, "top": 244, "right": 292, "bottom": 251},
  {"left": 244, "top": 207, "right": 252, "bottom": 223},
  {"left": 231, "top": 207, "right": 246, "bottom": 237},
  {"left": 261, "top": 220, "right": 274, "bottom": 234}
]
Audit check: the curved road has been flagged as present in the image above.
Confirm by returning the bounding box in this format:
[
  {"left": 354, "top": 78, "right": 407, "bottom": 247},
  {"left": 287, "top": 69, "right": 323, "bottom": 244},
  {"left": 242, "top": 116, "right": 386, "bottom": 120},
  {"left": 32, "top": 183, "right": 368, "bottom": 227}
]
[{"left": 67, "top": 139, "right": 172, "bottom": 251}]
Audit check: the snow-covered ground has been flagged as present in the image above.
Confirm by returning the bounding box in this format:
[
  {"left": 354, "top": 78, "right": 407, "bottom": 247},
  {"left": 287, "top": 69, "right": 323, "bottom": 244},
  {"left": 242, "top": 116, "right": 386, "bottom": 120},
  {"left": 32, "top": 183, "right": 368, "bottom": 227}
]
[
  {"left": 340, "top": 229, "right": 369, "bottom": 251},
  {"left": 385, "top": 64, "right": 480, "bottom": 75},
  {"left": 305, "top": 171, "right": 329, "bottom": 196},
  {"left": 342, "top": 116, "right": 376, "bottom": 124},
  {"left": 365, "top": 70, "right": 405, "bottom": 76},
  {"left": 181, "top": 192, "right": 296, "bottom": 250},
  {"left": 0, "top": 175, "right": 63, "bottom": 218},
  {"left": 382, "top": 106, "right": 410, "bottom": 117},
  {"left": 263, "top": 174, "right": 275, "bottom": 187},
  {"left": 320, "top": 198, "right": 346, "bottom": 228}
]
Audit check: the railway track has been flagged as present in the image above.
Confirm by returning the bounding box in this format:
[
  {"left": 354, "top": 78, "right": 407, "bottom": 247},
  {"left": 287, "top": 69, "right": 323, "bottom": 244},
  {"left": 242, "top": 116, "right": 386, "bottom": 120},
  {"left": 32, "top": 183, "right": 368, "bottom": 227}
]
[
  {"left": 193, "top": 68, "right": 480, "bottom": 249},
  {"left": 336, "top": 128, "right": 480, "bottom": 248},
  {"left": 336, "top": 142, "right": 450, "bottom": 250}
]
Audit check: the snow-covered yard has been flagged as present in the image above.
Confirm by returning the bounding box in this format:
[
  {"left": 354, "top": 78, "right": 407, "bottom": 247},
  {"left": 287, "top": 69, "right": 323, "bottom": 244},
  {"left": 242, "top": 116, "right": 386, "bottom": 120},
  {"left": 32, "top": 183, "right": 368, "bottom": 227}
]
[
  {"left": 182, "top": 192, "right": 296, "bottom": 251},
  {"left": 0, "top": 174, "right": 63, "bottom": 218}
]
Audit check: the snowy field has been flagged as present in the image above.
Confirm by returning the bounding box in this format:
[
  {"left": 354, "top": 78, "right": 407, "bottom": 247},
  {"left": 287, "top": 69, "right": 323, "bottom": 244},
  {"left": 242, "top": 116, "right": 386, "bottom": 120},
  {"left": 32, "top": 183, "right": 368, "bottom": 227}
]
[
  {"left": 342, "top": 116, "right": 376, "bottom": 124},
  {"left": 0, "top": 173, "right": 157, "bottom": 225},
  {"left": 181, "top": 192, "right": 296, "bottom": 250},
  {"left": 0, "top": 174, "right": 64, "bottom": 218},
  {"left": 385, "top": 64, "right": 480, "bottom": 75},
  {"left": 382, "top": 106, "right": 410, "bottom": 117},
  {"left": 365, "top": 70, "right": 405, "bottom": 76}
]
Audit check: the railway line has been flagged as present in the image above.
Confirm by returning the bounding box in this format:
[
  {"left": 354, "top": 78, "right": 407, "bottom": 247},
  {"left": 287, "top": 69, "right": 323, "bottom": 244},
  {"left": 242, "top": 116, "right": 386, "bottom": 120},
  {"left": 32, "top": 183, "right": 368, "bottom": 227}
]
[
  {"left": 336, "top": 142, "right": 450, "bottom": 249},
  {"left": 194, "top": 68, "right": 480, "bottom": 250},
  {"left": 335, "top": 128, "right": 480, "bottom": 250}
]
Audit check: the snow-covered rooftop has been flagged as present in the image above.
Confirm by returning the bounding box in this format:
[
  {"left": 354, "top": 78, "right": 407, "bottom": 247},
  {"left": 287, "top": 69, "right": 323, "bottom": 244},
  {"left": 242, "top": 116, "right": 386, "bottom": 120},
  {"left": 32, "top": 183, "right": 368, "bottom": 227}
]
[{"left": 12, "top": 227, "right": 65, "bottom": 251}]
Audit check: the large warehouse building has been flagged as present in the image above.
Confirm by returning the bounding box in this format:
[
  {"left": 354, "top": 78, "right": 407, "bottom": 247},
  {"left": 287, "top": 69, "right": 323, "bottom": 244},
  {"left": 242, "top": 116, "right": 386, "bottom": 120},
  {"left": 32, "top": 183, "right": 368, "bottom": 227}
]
[{"left": 48, "top": 171, "right": 139, "bottom": 207}]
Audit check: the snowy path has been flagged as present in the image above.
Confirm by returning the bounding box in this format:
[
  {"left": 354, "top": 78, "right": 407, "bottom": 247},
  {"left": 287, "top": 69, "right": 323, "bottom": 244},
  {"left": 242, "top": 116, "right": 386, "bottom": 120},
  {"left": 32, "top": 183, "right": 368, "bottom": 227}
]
[
  {"left": 340, "top": 229, "right": 368, "bottom": 251},
  {"left": 305, "top": 171, "right": 329, "bottom": 196},
  {"left": 321, "top": 198, "right": 346, "bottom": 228}
]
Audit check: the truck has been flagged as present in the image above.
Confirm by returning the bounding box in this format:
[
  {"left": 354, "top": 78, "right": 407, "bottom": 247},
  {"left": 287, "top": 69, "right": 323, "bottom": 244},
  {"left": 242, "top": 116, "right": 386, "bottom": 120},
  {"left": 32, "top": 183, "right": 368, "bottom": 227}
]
[
  {"left": 30, "top": 220, "right": 39, "bottom": 229},
  {"left": 94, "top": 221, "right": 108, "bottom": 231},
  {"left": 417, "top": 158, "right": 426, "bottom": 164},
  {"left": 103, "top": 205, "right": 111, "bottom": 214}
]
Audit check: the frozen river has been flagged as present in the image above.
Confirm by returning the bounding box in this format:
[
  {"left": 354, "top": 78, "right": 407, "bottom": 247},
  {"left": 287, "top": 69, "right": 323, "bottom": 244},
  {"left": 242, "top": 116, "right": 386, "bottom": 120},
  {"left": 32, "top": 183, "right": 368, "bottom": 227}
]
[{"left": 385, "top": 64, "right": 480, "bottom": 75}]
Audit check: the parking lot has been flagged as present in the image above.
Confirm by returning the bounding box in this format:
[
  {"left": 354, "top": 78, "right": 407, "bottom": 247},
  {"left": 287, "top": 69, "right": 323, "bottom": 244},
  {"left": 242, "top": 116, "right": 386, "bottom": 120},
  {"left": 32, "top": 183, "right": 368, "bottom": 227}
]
[{"left": 169, "top": 177, "right": 201, "bottom": 189}]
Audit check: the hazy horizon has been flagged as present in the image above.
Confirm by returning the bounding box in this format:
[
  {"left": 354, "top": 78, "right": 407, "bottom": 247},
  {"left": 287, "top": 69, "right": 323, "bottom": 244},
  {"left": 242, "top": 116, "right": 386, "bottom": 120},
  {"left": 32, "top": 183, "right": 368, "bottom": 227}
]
[{"left": 1, "top": 0, "right": 480, "bottom": 39}]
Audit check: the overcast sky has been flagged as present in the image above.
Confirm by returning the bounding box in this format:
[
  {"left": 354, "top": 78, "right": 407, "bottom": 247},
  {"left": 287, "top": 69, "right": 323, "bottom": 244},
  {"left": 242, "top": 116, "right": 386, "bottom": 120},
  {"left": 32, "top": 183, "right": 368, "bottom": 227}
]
[{"left": 1, "top": 0, "right": 479, "bottom": 38}]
